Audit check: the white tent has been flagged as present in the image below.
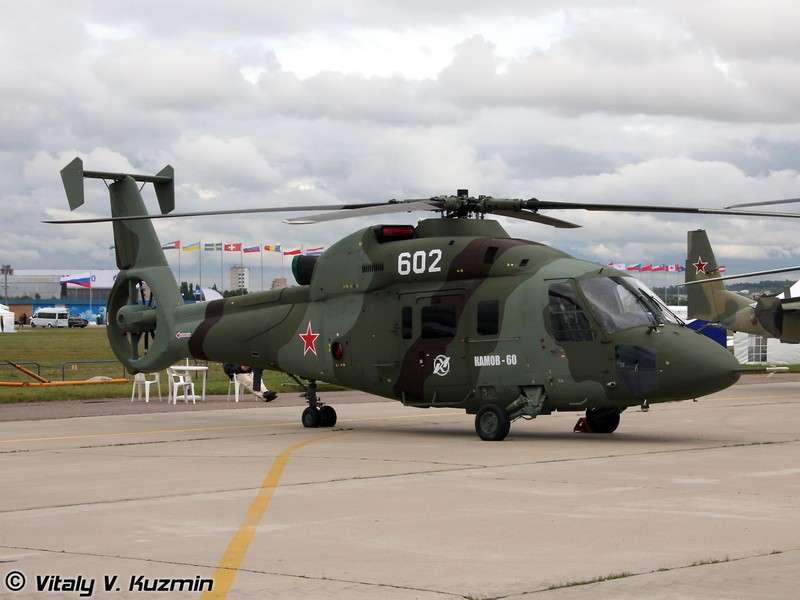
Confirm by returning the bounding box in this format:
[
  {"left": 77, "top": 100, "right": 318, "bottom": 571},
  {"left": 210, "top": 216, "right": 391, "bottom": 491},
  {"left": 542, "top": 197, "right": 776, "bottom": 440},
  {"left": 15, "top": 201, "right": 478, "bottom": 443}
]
[
  {"left": 0, "top": 303, "right": 16, "bottom": 333},
  {"left": 733, "top": 331, "right": 800, "bottom": 365}
]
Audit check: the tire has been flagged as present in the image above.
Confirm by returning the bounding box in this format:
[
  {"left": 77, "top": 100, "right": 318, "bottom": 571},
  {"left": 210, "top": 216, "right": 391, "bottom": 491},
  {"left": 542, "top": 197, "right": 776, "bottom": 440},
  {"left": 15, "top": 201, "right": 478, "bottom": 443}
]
[
  {"left": 585, "top": 407, "right": 621, "bottom": 434},
  {"left": 302, "top": 406, "right": 320, "bottom": 428},
  {"left": 318, "top": 405, "right": 337, "bottom": 427},
  {"left": 475, "top": 404, "right": 511, "bottom": 441}
]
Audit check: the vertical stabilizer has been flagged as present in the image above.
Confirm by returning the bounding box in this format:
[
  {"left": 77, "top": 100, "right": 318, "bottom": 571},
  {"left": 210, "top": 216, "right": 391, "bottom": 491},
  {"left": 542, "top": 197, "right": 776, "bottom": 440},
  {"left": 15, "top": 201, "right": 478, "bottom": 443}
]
[{"left": 685, "top": 230, "right": 760, "bottom": 332}]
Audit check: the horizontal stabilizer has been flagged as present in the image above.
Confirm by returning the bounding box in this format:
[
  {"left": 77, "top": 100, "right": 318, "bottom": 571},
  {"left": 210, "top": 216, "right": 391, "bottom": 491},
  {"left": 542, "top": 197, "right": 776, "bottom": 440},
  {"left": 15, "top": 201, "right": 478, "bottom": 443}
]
[{"left": 59, "top": 157, "right": 174, "bottom": 214}]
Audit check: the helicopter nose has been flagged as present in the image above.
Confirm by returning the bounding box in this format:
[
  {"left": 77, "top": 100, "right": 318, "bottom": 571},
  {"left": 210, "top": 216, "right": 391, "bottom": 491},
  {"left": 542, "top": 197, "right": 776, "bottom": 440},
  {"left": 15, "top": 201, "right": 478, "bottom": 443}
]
[{"left": 659, "top": 327, "right": 740, "bottom": 398}]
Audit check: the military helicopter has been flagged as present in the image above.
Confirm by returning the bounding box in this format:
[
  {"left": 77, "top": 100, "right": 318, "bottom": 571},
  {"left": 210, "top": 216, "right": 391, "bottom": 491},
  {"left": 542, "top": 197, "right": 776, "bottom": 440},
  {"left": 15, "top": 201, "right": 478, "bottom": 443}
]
[
  {"left": 685, "top": 229, "right": 800, "bottom": 342},
  {"left": 51, "top": 158, "right": 794, "bottom": 441}
]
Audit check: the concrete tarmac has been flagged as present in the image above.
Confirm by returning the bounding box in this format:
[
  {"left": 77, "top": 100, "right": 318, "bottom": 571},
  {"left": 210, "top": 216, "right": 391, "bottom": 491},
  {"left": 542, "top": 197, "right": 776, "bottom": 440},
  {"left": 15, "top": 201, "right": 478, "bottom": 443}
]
[{"left": 1, "top": 376, "right": 798, "bottom": 599}]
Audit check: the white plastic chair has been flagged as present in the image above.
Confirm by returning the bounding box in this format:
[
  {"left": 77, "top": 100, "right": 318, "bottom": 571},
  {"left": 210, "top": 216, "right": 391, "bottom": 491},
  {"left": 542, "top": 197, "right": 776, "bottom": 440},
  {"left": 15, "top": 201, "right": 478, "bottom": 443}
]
[
  {"left": 167, "top": 367, "right": 196, "bottom": 404},
  {"left": 131, "top": 372, "right": 162, "bottom": 403},
  {"left": 227, "top": 376, "right": 242, "bottom": 402}
]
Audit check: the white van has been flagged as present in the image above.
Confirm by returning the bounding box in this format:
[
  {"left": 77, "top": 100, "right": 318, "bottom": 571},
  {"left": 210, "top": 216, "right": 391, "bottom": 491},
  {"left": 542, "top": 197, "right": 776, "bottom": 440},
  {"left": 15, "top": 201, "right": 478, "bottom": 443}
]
[{"left": 30, "top": 308, "right": 70, "bottom": 328}]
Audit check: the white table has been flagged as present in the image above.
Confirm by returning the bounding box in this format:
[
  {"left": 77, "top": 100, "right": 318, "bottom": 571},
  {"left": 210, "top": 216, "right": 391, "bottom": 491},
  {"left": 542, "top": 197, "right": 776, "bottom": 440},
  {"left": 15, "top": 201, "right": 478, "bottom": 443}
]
[{"left": 168, "top": 364, "right": 208, "bottom": 403}]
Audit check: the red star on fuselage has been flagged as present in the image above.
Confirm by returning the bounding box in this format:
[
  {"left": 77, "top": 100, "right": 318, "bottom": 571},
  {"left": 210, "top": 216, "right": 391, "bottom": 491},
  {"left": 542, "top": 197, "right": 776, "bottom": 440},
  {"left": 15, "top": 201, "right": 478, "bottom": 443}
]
[
  {"left": 693, "top": 256, "right": 708, "bottom": 275},
  {"left": 299, "top": 321, "right": 320, "bottom": 356}
]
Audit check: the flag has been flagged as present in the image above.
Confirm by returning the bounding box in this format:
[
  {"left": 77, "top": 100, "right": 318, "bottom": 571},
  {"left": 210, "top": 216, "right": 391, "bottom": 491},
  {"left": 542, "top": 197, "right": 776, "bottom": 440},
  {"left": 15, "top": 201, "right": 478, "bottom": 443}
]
[
  {"left": 627, "top": 264, "right": 641, "bottom": 271},
  {"left": 161, "top": 240, "right": 180, "bottom": 250},
  {"left": 283, "top": 247, "right": 302, "bottom": 256},
  {"left": 610, "top": 263, "right": 626, "bottom": 270},
  {"left": 640, "top": 264, "right": 653, "bottom": 272},
  {"left": 264, "top": 244, "right": 282, "bottom": 253},
  {"left": 205, "top": 243, "right": 222, "bottom": 252},
  {"left": 305, "top": 246, "right": 325, "bottom": 255},
  {"left": 652, "top": 264, "right": 666, "bottom": 272},
  {"left": 60, "top": 274, "right": 91, "bottom": 288},
  {"left": 719, "top": 265, "right": 726, "bottom": 273},
  {"left": 666, "top": 264, "right": 678, "bottom": 272},
  {"left": 183, "top": 241, "right": 200, "bottom": 251},
  {"left": 224, "top": 243, "right": 242, "bottom": 252},
  {"left": 243, "top": 245, "right": 260, "bottom": 253}
]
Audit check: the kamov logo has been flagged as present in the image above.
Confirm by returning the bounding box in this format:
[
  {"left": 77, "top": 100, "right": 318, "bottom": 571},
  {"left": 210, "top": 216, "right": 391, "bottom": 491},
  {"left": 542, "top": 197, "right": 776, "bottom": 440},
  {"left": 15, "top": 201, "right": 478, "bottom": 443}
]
[{"left": 433, "top": 355, "right": 450, "bottom": 376}]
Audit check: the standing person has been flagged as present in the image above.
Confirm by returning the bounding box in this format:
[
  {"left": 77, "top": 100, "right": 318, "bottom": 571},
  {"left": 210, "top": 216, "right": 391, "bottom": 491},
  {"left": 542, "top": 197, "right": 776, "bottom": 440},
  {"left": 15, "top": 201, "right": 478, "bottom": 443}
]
[{"left": 223, "top": 364, "right": 278, "bottom": 401}]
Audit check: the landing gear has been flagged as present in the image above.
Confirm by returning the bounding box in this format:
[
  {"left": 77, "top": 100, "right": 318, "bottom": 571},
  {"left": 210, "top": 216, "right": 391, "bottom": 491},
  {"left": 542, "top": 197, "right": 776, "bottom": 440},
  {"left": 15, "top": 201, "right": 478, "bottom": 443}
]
[
  {"left": 584, "top": 407, "right": 621, "bottom": 433},
  {"left": 291, "top": 376, "right": 337, "bottom": 429},
  {"left": 475, "top": 404, "right": 511, "bottom": 441}
]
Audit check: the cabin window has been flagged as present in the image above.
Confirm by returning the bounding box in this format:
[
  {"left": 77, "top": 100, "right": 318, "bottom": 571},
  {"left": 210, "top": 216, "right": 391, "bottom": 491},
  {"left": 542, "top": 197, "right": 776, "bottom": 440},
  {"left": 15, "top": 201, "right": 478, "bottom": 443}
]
[
  {"left": 401, "top": 306, "right": 413, "bottom": 339},
  {"left": 421, "top": 304, "right": 456, "bottom": 339},
  {"left": 616, "top": 345, "right": 658, "bottom": 394},
  {"left": 477, "top": 300, "right": 499, "bottom": 335},
  {"left": 548, "top": 282, "right": 595, "bottom": 342}
]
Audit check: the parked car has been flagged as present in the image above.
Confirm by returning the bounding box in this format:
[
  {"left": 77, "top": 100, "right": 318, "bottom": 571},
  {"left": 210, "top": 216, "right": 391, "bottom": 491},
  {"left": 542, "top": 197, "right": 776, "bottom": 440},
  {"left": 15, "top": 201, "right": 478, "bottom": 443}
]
[{"left": 68, "top": 315, "right": 89, "bottom": 328}]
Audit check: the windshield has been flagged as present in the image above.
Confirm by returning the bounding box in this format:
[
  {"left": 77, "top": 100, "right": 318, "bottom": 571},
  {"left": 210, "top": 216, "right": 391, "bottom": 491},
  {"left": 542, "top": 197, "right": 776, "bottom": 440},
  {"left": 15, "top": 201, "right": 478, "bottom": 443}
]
[
  {"left": 579, "top": 276, "right": 683, "bottom": 334},
  {"left": 626, "top": 278, "right": 683, "bottom": 325}
]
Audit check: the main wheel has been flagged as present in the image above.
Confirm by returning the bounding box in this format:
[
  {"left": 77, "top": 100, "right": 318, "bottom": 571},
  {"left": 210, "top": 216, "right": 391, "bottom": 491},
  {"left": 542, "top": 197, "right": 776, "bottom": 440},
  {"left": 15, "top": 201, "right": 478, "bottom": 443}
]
[
  {"left": 475, "top": 404, "right": 511, "bottom": 441},
  {"left": 318, "top": 405, "right": 337, "bottom": 427},
  {"left": 585, "top": 407, "right": 621, "bottom": 433},
  {"left": 302, "top": 406, "right": 320, "bottom": 428}
]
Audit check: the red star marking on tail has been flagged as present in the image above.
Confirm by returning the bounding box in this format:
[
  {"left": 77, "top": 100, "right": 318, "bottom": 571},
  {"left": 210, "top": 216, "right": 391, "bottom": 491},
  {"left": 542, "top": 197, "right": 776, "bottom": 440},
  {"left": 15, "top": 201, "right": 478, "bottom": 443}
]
[
  {"left": 299, "top": 321, "right": 320, "bottom": 356},
  {"left": 693, "top": 256, "right": 708, "bottom": 275}
]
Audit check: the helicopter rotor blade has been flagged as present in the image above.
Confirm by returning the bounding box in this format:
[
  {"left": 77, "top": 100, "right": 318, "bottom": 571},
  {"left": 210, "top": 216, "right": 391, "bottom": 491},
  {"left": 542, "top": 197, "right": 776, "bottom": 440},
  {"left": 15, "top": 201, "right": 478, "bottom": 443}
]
[
  {"left": 283, "top": 198, "right": 443, "bottom": 224},
  {"left": 519, "top": 198, "right": 800, "bottom": 218},
  {"left": 42, "top": 202, "right": 393, "bottom": 224},
  {"left": 725, "top": 197, "right": 800, "bottom": 210},
  {"left": 491, "top": 209, "right": 581, "bottom": 228}
]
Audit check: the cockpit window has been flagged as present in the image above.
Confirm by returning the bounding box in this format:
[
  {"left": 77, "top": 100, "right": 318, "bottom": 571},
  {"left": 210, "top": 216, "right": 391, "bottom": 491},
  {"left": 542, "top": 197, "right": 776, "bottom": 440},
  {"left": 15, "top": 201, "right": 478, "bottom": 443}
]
[
  {"left": 627, "top": 278, "right": 684, "bottom": 326},
  {"left": 548, "top": 282, "right": 595, "bottom": 342},
  {"left": 579, "top": 276, "right": 682, "bottom": 333}
]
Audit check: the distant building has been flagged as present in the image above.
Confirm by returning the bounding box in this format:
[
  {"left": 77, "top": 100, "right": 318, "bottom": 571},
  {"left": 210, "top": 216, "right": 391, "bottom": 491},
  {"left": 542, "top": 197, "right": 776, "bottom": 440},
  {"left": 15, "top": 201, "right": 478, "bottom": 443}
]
[
  {"left": 4, "top": 269, "right": 117, "bottom": 301},
  {"left": 230, "top": 266, "right": 249, "bottom": 291}
]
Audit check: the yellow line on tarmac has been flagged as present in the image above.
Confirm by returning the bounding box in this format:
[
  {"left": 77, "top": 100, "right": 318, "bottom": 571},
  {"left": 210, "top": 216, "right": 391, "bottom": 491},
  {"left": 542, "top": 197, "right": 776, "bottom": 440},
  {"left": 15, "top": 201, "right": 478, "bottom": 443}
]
[{"left": 201, "top": 431, "right": 344, "bottom": 600}]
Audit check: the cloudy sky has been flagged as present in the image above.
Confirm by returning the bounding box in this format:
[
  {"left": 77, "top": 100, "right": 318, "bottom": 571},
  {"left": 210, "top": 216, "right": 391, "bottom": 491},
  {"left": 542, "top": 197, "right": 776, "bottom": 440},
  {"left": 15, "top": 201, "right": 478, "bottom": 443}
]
[{"left": 3, "top": 1, "right": 800, "bottom": 290}]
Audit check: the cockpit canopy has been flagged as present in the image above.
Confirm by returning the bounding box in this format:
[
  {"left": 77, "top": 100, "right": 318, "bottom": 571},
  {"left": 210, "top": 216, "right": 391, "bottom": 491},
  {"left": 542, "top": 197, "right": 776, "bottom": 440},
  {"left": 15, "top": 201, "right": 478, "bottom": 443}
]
[{"left": 549, "top": 275, "right": 682, "bottom": 341}]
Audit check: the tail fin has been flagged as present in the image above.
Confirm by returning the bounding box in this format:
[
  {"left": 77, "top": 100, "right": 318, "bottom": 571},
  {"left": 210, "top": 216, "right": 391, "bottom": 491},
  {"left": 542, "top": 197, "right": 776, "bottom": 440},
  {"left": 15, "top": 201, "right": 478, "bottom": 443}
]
[
  {"left": 60, "top": 158, "right": 184, "bottom": 373},
  {"left": 685, "top": 230, "right": 759, "bottom": 332}
]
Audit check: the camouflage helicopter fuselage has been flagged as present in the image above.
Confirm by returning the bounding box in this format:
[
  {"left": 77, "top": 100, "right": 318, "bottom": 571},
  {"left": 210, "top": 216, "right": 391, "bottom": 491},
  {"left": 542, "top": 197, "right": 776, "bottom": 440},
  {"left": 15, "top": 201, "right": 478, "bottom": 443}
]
[
  {"left": 63, "top": 163, "right": 740, "bottom": 440},
  {"left": 166, "top": 218, "right": 737, "bottom": 414}
]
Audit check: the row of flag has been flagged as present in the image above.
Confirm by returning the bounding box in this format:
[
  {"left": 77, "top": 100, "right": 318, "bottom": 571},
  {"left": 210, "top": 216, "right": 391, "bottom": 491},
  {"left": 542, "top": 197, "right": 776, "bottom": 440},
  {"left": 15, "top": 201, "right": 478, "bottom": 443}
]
[
  {"left": 608, "top": 263, "right": 726, "bottom": 273},
  {"left": 160, "top": 241, "right": 325, "bottom": 256}
]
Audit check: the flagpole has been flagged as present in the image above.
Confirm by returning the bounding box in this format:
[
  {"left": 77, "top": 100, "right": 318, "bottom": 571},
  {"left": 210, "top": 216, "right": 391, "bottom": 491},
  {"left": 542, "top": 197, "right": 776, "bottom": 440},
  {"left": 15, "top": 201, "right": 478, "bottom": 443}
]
[
  {"left": 220, "top": 249, "right": 223, "bottom": 293},
  {"left": 178, "top": 243, "right": 181, "bottom": 286},
  {"left": 260, "top": 246, "right": 264, "bottom": 292},
  {"left": 199, "top": 240, "right": 203, "bottom": 290}
]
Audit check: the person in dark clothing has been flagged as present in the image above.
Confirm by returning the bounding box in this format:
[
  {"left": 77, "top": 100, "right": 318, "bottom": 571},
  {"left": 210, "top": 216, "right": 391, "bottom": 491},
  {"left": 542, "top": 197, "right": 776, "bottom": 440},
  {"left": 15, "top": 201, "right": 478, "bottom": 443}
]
[{"left": 223, "top": 364, "right": 278, "bottom": 401}]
